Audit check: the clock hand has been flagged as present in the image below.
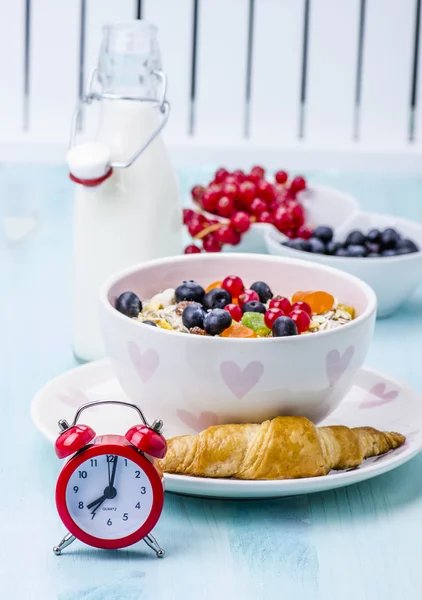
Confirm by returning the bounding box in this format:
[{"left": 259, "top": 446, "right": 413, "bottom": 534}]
[
  {"left": 87, "top": 494, "right": 107, "bottom": 510},
  {"left": 109, "top": 456, "right": 118, "bottom": 490},
  {"left": 90, "top": 497, "right": 106, "bottom": 520}
]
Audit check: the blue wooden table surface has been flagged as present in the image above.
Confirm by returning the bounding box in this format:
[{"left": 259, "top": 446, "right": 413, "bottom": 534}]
[{"left": 2, "top": 165, "right": 422, "bottom": 600}]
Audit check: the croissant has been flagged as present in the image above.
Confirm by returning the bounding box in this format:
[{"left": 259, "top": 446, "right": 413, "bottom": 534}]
[{"left": 159, "top": 416, "right": 405, "bottom": 480}]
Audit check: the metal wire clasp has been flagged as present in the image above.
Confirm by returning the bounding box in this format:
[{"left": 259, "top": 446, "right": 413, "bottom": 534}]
[{"left": 69, "top": 69, "right": 170, "bottom": 170}]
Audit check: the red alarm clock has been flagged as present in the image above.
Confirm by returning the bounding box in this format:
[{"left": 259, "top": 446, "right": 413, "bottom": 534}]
[{"left": 53, "top": 400, "right": 167, "bottom": 557}]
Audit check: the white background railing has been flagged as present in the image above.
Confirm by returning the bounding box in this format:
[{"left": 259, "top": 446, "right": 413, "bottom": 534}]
[{"left": 1, "top": 0, "right": 422, "bottom": 171}]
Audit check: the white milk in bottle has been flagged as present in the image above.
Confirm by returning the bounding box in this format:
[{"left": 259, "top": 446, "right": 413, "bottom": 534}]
[{"left": 67, "top": 21, "right": 182, "bottom": 362}]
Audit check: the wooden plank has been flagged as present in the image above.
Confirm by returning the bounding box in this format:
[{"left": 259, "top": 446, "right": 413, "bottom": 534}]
[
  {"left": 249, "top": 0, "right": 305, "bottom": 145},
  {"left": 194, "top": 0, "right": 249, "bottom": 142},
  {"left": 0, "top": 0, "right": 25, "bottom": 133},
  {"left": 143, "top": 0, "right": 193, "bottom": 143},
  {"left": 30, "top": 0, "right": 80, "bottom": 138},
  {"left": 306, "top": 0, "right": 360, "bottom": 143},
  {"left": 359, "top": 0, "right": 416, "bottom": 145}
]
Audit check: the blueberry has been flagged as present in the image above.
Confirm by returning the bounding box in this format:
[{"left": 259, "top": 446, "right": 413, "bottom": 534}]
[
  {"left": 380, "top": 228, "right": 401, "bottom": 250},
  {"left": 326, "top": 241, "right": 343, "bottom": 255},
  {"left": 381, "top": 249, "right": 397, "bottom": 257},
  {"left": 175, "top": 281, "right": 205, "bottom": 303},
  {"left": 142, "top": 320, "right": 157, "bottom": 327},
  {"left": 202, "top": 288, "right": 232, "bottom": 310},
  {"left": 116, "top": 291, "right": 142, "bottom": 318},
  {"left": 283, "top": 239, "right": 310, "bottom": 252},
  {"left": 250, "top": 281, "right": 273, "bottom": 303},
  {"left": 395, "top": 247, "right": 414, "bottom": 255},
  {"left": 367, "top": 252, "right": 380, "bottom": 257},
  {"left": 241, "top": 300, "right": 267, "bottom": 314},
  {"left": 365, "top": 242, "right": 380, "bottom": 254},
  {"left": 272, "top": 316, "right": 298, "bottom": 337},
  {"left": 312, "top": 226, "right": 333, "bottom": 243},
  {"left": 335, "top": 248, "right": 351, "bottom": 257},
  {"left": 308, "top": 238, "right": 326, "bottom": 254},
  {"left": 182, "top": 303, "right": 207, "bottom": 329},
  {"left": 396, "top": 238, "right": 419, "bottom": 253},
  {"left": 347, "top": 244, "right": 368, "bottom": 257},
  {"left": 366, "top": 229, "right": 381, "bottom": 244},
  {"left": 345, "top": 230, "right": 366, "bottom": 247},
  {"left": 203, "top": 309, "right": 232, "bottom": 336}
]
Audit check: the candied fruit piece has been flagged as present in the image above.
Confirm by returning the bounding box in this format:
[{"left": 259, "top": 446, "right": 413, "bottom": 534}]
[
  {"left": 241, "top": 312, "right": 271, "bottom": 335},
  {"left": 338, "top": 303, "right": 355, "bottom": 319},
  {"left": 221, "top": 322, "right": 257, "bottom": 338},
  {"left": 256, "top": 327, "right": 271, "bottom": 337},
  {"left": 293, "top": 291, "right": 334, "bottom": 314},
  {"left": 205, "top": 280, "right": 223, "bottom": 293}
]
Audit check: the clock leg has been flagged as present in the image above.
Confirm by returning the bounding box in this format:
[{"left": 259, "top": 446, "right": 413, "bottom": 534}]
[
  {"left": 143, "top": 533, "right": 165, "bottom": 558},
  {"left": 53, "top": 532, "right": 76, "bottom": 555}
]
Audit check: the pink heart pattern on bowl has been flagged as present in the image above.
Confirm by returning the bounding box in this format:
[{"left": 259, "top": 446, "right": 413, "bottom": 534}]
[
  {"left": 128, "top": 341, "right": 160, "bottom": 383},
  {"left": 177, "top": 409, "right": 220, "bottom": 432},
  {"left": 220, "top": 360, "right": 264, "bottom": 399},
  {"left": 360, "top": 382, "right": 400, "bottom": 409},
  {"left": 58, "top": 387, "right": 90, "bottom": 409},
  {"left": 326, "top": 346, "right": 354, "bottom": 386}
]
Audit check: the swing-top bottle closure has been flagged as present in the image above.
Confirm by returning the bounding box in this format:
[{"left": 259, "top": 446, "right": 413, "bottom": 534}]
[{"left": 67, "top": 21, "right": 170, "bottom": 187}]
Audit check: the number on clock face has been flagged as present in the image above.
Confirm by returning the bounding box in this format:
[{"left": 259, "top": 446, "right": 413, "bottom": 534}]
[{"left": 65, "top": 454, "right": 153, "bottom": 540}]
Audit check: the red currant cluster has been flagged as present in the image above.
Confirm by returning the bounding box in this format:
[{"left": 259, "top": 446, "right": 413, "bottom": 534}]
[{"left": 183, "top": 166, "right": 312, "bottom": 254}]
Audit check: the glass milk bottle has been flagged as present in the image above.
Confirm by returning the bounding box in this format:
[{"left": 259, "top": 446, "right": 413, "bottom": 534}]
[{"left": 67, "top": 21, "right": 182, "bottom": 363}]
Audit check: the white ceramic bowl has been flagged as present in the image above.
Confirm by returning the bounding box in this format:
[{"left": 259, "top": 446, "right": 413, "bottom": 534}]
[
  {"left": 99, "top": 254, "right": 376, "bottom": 438},
  {"left": 265, "top": 211, "right": 422, "bottom": 318},
  {"left": 187, "top": 185, "right": 359, "bottom": 254}
]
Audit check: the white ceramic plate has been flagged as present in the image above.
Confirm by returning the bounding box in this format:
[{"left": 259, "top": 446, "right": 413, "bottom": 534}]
[{"left": 31, "top": 359, "right": 422, "bottom": 499}]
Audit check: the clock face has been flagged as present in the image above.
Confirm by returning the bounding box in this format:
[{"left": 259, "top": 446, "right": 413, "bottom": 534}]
[{"left": 65, "top": 453, "right": 154, "bottom": 540}]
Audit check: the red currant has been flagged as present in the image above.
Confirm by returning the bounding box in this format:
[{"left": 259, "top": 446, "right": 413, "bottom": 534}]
[
  {"left": 191, "top": 185, "right": 205, "bottom": 201},
  {"left": 296, "top": 226, "right": 313, "bottom": 240},
  {"left": 183, "top": 208, "right": 195, "bottom": 225},
  {"left": 230, "top": 211, "right": 251, "bottom": 233},
  {"left": 184, "top": 244, "right": 201, "bottom": 254},
  {"left": 230, "top": 230, "right": 242, "bottom": 245},
  {"left": 217, "top": 195, "right": 235, "bottom": 217},
  {"left": 222, "top": 275, "right": 244, "bottom": 298},
  {"left": 264, "top": 308, "right": 285, "bottom": 329},
  {"left": 250, "top": 197, "right": 267, "bottom": 216},
  {"left": 274, "top": 207, "right": 294, "bottom": 232},
  {"left": 251, "top": 165, "right": 265, "bottom": 179},
  {"left": 238, "top": 181, "right": 256, "bottom": 207},
  {"left": 233, "top": 169, "right": 246, "bottom": 183},
  {"left": 215, "top": 225, "right": 237, "bottom": 245},
  {"left": 290, "top": 176, "right": 306, "bottom": 194},
  {"left": 289, "top": 309, "right": 311, "bottom": 333},
  {"left": 201, "top": 189, "right": 219, "bottom": 212},
  {"left": 224, "top": 175, "right": 238, "bottom": 185},
  {"left": 202, "top": 234, "right": 222, "bottom": 252},
  {"left": 269, "top": 296, "right": 291, "bottom": 313},
  {"left": 290, "top": 203, "right": 305, "bottom": 227},
  {"left": 275, "top": 170, "right": 288, "bottom": 184},
  {"left": 238, "top": 289, "right": 260, "bottom": 307},
  {"left": 256, "top": 180, "right": 276, "bottom": 202},
  {"left": 291, "top": 301, "right": 312, "bottom": 316},
  {"left": 258, "top": 211, "right": 274, "bottom": 224},
  {"left": 215, "top": 168, "right": 229, "bottom": 183},
  {"left": 222, "top": 182, "right": 238, "bottom": 201},
  {"left": 224, "top": 303, "right": 243, "bottom": 322},
  {"left": 188, "top": 217, "right": 204, "bottom": 237},
  {"left": 284, "top": 229, "right": 298, "bottom": 239}
]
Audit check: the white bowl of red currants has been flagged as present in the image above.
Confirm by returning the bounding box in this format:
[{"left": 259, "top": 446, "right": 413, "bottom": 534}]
[
  {"left": 184, "top": 166, "right": 359, "bottom": 255},
  {"left": 99, "top": 253, "right": 376, "bottom": 438},
  {"left": 265, "top": 211, "right": 422, "bottom": 317}
]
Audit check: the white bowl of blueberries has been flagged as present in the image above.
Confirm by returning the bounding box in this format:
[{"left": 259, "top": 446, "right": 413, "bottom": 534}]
[{"left": 265, "top": 211, "right": 422, "bottom": 317}]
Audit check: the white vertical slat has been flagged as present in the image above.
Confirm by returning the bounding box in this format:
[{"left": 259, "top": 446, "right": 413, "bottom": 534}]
[
  {"left": 306, "top": 0, "right": 360, "bottom": 143},
  {"left": 195, "top": 0, "right": 249, "bottom": 141},
  {"left": 250, "top": 0, "right": 304, "bottom": 144},
  {"left": 0, "top": 0, "right": 25, "bottom": 134},
  {"left": 83, "top": 0, "right": 136, "bottom": 138},
  {"left": 30, "top": 0, "right": 80, "bottom": 138},
  {"left": 359, "top": 0, "right": 416, "bottom": 145},
  {"left": 143, "top": 0, "right": 193, "bottom": 143}
]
